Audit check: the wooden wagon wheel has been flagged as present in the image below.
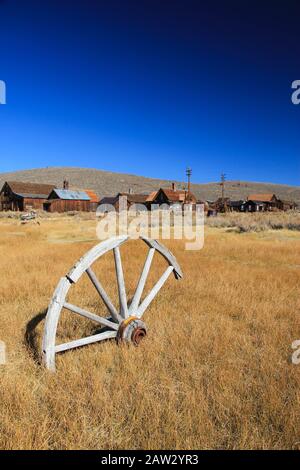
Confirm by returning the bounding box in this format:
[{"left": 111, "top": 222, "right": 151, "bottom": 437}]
[{"left": 42, "top": 236, "right": 183, "bottom": 371}]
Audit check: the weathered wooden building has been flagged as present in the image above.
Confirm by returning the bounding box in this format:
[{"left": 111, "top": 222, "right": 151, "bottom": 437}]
[
  {"left": 44, "top": 189, "right": 91, "bottom": 212},
  {"left": 0, "top": 181, "right": 56, "bottom": 211},
  {"left": 99, "top": 185, "right": 200, "bottom": 213},
  {"left": 229, "top": 194, "right": 297, "bottom": 212},
  {"left": 277, "top": 199, "right": 297, "bottom": 211},
  {"left": 244, "top": 200, "right": 266, "bottom": 212},
  {"left": 98, "top": 192, "right": 149, "bottom": 212},
  {"left": 146, "top": 184, "right": 197, "bottom": 209},
  {"left": 229, "top": 200, "right": 246, "bottom": 212},
  {"left": 60, "top": 180, "right": 100, "bottom": 212},
  {"left": 247, "top": 193, "right": 279, "bottom": 211}
]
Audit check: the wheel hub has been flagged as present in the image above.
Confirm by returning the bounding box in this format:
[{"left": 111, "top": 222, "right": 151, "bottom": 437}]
[{"left": 117, "top": 316, "right": 147, "bottom": 346}]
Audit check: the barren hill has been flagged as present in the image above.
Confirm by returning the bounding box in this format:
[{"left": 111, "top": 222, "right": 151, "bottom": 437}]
[{"left": 0, "top": 167, "right": 299, "bottom": 204}]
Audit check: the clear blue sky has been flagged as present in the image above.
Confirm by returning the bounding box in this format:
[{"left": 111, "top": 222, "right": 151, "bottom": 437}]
[{"left": 0, "top": 0, "right": 299, "bottom": 185}]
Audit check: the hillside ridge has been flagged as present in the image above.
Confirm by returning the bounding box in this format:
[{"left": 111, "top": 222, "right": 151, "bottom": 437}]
[{"left": 0, "top": 167, "right": 299, "bottom": 204}]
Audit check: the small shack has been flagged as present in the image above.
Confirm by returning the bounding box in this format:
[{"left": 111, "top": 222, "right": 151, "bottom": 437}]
[
  {"left": 0, "top": 181, "right": 56, "bottom": 211},
  {"left": 44, "top": 189, "right": 91, "bottom": 212}
]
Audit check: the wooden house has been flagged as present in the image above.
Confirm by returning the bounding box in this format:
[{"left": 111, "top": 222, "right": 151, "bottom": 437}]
[
  {"left": 60, "top": 179, "right": 99, "bottom": 212},
  {"left": 244, "top": 200, "right": 266, "bottom": 212},
  {"left": 146, "top": 184, "right": 197, "bottom": 209},
  {"left": 44, "top": 189, "right": 91, "bottom": 212},
  {"left": 247, "top": 194, "right": 279, "bottom": 211},
  {"left": 0, "top": 181, "right": 56, "bottom": 211},
  {"left": 98, "top": 193, "right": 149, "bottom": 212},
  {"left": 229, "top": 200, "right": 246, "bottom": 212},
  {"left": 122, "top": 193, "right": 149, "bottom": 208}
]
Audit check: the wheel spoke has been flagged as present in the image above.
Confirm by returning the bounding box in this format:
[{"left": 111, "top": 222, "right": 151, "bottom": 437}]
[
  {"left": 113, "top": 246, "right": 128, "bottom": 318},
  {"left": 86, "top": 267, "right": 122, "bottom": 323},
  {"left": 55, "top": 331, "right": 117, "bottom": 353},
  {"left": 129, "top": 248, "right": 155, "bottom": 315},
  {"left": 136, "top": 265, "right": 174, "bottom": 318},
  {"left": 63, "top": 302, "right": 118, "bottom": 330}
]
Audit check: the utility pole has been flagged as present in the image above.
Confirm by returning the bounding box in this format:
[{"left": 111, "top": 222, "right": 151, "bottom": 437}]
[
  {"left": 186, "top": 167, "right": 192, "bottom": 202},
  {"left": 220, "top": 173, "right": 226, "bottom": 203}
]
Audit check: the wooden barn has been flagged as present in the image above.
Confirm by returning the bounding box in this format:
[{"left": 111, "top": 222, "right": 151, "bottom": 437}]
[
  {"left": 0, "top": 181, "right": 56, "bottom": 211},
  {"left": 44, "top": 189, "right": 91, "bottom": 212},
  {"left": 60, "top": 180, "right": 99, "bottom": 211}
]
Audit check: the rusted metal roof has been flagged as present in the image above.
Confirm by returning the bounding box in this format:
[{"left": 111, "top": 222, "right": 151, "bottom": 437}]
[
  {"left": 147, "top": 188, "right": 183, "bottom": 202},
  {"left": 164, "top": 189, "right": 186, "bottom": 202},
  {"left": 146, "top": 191, "right": 158, "bottom": 202},
  {"left": 128, "top": 194, "right": 149, "bottom": 204},
  {"left": 118, "top": 193, "right": 149, "bottom": 204},
  {"left": 84, "top": 189, "right": 99, "bottom": 203},
  {"left": 147, "top": 188, "right": 197, "bottom": 203},
  {"left": 4, "top": 181, "right": 56, "bottom": 198},
  {"left": 247, "top": 193, "right": 276, "bottom": 202}
]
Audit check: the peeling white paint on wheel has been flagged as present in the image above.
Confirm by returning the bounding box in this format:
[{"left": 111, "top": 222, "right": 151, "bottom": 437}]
[{"left": 42, "top": 236, "right": 183, "bottom": 371}]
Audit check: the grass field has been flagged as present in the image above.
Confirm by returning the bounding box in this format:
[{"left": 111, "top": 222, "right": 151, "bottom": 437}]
[{"left": 0, "top": 215, "right": 300, "bottom": 449}]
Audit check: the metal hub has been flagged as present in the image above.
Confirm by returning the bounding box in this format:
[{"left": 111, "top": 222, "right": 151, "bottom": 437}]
[{"left": 117, "top": 316, "right": 147, "bottom": 346}]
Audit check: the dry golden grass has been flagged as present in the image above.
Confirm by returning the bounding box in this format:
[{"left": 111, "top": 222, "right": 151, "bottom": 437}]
[
  {"left": 0, "top": 216, "right": 300, "bottom": 449},
  {"left": 206, "top": 210, "right": 300, "bottom": 232}
]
